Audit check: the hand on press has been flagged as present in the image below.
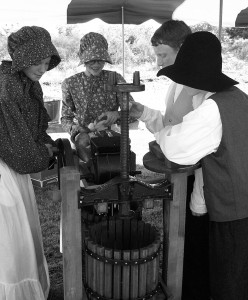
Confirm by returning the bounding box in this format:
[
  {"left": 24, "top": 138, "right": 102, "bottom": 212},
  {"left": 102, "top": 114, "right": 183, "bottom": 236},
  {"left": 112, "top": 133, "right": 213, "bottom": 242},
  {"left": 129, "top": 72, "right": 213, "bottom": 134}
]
[
  {"left": 96, "top": 111, "right": 120, "bottom": 127},
  {"left": 70, "top": 125, "right": 90, "bottom": 143},
  {"left": 129, "top": 102, "right": 144, "bottom": 119},
  {"left": 45, "top": 144, "right": 55, "bottom": 157}
]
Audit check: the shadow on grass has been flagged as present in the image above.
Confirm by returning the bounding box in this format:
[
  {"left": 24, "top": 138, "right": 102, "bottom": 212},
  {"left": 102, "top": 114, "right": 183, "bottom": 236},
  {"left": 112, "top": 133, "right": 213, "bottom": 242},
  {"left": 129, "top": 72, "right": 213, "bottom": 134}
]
[{"left": 35, "top": 183, "right": 64, "bottom": 299}]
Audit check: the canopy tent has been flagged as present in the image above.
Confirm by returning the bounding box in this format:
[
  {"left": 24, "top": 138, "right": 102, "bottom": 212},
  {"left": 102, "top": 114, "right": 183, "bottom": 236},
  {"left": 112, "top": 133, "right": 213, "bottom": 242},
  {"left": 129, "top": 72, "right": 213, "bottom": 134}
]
[
  {"left": 235, "top": 7, "right": 248, "bottom": 27},
  {"left": 67, "top": 0, "right": 186, "bottom": 76},
  {"left": 67, "top": 0, "right": 185, "bottom": 24},
  {"left": 66, "top": 0, "right": 227, "bottom": 76}
]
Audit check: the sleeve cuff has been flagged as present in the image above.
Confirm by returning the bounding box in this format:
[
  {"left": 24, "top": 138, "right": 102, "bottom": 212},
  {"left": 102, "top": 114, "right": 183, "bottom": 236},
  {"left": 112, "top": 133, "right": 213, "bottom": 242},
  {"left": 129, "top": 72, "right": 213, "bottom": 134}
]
[{"left": 139, "top": 105, "right": 150, "bottom": 122}]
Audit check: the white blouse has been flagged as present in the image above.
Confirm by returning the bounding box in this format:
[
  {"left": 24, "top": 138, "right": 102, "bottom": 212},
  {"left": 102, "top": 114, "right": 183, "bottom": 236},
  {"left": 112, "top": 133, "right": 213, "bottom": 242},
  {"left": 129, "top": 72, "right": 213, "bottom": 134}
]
[{"left": 140, "top": 92, "right": 222, "bottom": 165}]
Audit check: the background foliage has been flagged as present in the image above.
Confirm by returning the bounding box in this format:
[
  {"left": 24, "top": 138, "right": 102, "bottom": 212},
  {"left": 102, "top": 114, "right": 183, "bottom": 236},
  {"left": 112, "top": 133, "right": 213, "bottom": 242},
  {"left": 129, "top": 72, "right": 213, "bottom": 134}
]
[{"left": 1, "top": 22, "right": 248, "bottom": 74}]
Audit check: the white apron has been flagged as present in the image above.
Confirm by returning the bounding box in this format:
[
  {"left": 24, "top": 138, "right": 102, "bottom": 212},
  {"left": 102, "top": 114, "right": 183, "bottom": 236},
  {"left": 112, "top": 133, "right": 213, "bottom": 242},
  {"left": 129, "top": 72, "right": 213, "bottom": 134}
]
[{"left": 0, "top": 159, "right": 50, "bottom": 299}]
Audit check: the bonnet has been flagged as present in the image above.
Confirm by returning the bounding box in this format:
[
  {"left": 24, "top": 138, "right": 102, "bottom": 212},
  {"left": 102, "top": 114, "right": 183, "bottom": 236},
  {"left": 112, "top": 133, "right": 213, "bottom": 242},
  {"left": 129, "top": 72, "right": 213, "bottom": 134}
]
[
  {"left": 78, "top": 32, "right": 112, "bottom": 65},
  {"left": 8, "top": 26, "right": 61, "bottom": 73}
]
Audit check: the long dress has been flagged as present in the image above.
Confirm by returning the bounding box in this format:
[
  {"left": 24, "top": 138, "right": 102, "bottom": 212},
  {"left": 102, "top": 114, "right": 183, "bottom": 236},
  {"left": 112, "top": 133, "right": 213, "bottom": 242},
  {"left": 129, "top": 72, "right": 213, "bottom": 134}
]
[{"left": 0, "top": 159, "right": 50, "bottom": 299}]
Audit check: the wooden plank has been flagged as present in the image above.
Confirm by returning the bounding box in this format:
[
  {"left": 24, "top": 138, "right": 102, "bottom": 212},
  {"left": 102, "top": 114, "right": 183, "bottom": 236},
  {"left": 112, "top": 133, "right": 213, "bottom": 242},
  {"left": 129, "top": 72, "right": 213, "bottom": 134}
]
[
  {"left": 130, "top": 249, "right": 139, "bottom": 299},
  {"left": 165, "top": 172, "right": 188, "bottom": 300},
  {"left": 91, "top": 243, "right": 97, "bottom": 297},
  {"left": 122, "top": 250, "right": 130, "bottom": 300},
  {"left": 61, "top": 167, "right": 84, "bottom": 300},
  {"left": 115, "top": 219, "right": 123, "bottom": 249},
  {"left": 137, "top": 220, "right": 145, "bottom": 248},
  {"left": 146, "top": 244, "right": 155, "bottom": 294},
  {"left": 162, "top": 199, "right": 169, "bottom": 282},
  {"left": 145, "top": 222, "right": 152, "bottom": 245},
  {"left": 155, "top": 236, "right": 160, "bottom": 288},
  {"left": 84, "top": 237, "right": 89, "bottom": 288},
  {"left": 100, "top": 220, "right": 108, "bottom": 247},
  {"left": 81, "top": 209, "right": 88, "bottom": 225},
  {"left": 104, "top": 248, "right": 113, "bottom": 299},
  {"left": 151, "top": 238, "right": 160, "bottom": 300},
  {"left": 95, "top": 223, "right": 102, "bottom": 244},
  {"left": 139, "top": 247, "right": 148, "bottom": 297},
  {"left": 108, "top": 219, "right": 116, "bottom": 248},
  {"left": 113, "top": 250, "right": 121, "bottom": 299},
  {"left": 130, "top": 218, "right": 138, "bottom": 249},
  {"left": 87, "top": 240, "right": 94, "bottom": 293},
  {"left": 123, "top": 219, "right": 131, "bottom": 249},
  {"left": 96, "top": 245, "right": 105, "bottom": 297}
]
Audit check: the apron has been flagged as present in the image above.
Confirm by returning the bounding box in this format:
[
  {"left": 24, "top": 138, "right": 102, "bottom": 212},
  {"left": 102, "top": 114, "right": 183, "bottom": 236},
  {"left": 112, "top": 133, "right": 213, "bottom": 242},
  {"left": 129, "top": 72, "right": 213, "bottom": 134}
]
[{"left": 0, "top": 159, "right": 50, "bottom": 299}]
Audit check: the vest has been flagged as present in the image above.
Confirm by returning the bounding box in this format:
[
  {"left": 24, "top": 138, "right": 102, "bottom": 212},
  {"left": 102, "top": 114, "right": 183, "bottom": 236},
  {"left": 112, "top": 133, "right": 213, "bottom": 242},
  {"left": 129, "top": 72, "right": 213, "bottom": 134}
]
[
  {"left": 201, "top": 86, "right": 248, "bottom": 222},
  {"left": 164, "top": 83, "right": 193, "bottom": 126}
]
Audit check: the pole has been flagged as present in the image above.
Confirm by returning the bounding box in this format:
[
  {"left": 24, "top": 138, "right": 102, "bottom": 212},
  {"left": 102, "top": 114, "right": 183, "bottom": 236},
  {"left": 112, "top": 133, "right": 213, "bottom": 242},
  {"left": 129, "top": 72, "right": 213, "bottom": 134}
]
[
  {"left": 218, "top": 0, "right": 223, "bottom": 40},
  {"left": 122, "top": 6, "right": 125, "bottom": 78}
]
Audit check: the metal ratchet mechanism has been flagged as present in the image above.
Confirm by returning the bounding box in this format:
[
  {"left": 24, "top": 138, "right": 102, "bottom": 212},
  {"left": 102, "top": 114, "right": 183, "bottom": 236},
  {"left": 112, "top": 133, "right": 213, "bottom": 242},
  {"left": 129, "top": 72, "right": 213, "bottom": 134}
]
[{"left": 79, "top": 71, "right": 172, "bottom": 217}]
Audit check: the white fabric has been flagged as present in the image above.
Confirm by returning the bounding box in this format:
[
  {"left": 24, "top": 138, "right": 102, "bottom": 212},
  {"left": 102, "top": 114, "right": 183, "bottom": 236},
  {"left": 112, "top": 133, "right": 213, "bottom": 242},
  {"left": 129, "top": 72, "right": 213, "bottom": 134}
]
[
  {"left": 173, "top": 83, "right": 183, "bottom": 102},
  {"left": 140, "top": 88, "right": 219, "bottom": 214},
  {"left": 153, "top": 96, "right": 222, "bottom": 165},
  {"left": 141, "top": 83, "right": 183, "bottom": 133},
  {"left": 0, "top": 159, "right": 50, "bottom": 300},
  {"left": 190, "top": 168, "right": 207, "bottom": 214}
]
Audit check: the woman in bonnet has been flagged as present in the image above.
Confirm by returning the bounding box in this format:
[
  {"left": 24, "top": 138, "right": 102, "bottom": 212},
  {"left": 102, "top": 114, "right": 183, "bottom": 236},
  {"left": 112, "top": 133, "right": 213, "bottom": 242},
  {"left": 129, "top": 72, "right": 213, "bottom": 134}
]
[
  {"left": 0, "top": 26, "right": 60, "bottom": 299},
  {"left": 61, "top": 32, "right": 135, "bottom": 163}
]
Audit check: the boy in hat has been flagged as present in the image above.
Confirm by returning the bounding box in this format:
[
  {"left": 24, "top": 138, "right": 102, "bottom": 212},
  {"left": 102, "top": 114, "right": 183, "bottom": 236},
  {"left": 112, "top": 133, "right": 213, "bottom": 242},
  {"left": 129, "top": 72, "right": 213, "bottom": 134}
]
[
  {"left": 151, "top": 31, "right": 248, "bottom": 300},
  {"left": 130, "top": 21, "right": 210, "bottom": 299},
  {"left": 61, "top": 32, "right": 135, "bottom": 163}
]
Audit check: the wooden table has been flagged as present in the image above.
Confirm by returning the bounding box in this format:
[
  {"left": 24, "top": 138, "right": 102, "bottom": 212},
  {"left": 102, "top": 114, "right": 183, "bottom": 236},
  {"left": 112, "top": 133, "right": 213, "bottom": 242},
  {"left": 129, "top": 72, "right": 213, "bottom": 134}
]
[{"left": 143, "top": 151, "right": 200, "bottom": 300}]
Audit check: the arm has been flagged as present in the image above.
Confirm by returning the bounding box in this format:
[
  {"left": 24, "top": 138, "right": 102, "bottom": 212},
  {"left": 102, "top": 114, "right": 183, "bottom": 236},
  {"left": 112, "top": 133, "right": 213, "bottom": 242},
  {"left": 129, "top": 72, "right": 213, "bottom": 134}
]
[
  {"left": 33, "top": 83, "right": 56, "bottom": 146},
  {"left": 60, "top": 80, "right": 83, "bottom": 132},
  {"left": 190, "top": 168, "right": 207, "bottom": 216},
  {"left": 61, "top": 79, "right": 90, "bottom": 141},
  {"left": 0, "top": 86, "right": 50, "bottom": 174},
  {"left": 139, "top": 105, "right": 166, "bottom": 133},
  {"left": 154, "top": 99, "right": 222, "bottom": 165},
  {"left": 61, "top": 79, "right": 76, "bottom": 133},
  {"left": 129, "top": 101, "right": 165, "bottom": 133},
  {"left": 94, "top": 72, "right": 123, "bottom": 127},
  {"left": 38, "top": 105, "right": 57, "bottom": 148}
]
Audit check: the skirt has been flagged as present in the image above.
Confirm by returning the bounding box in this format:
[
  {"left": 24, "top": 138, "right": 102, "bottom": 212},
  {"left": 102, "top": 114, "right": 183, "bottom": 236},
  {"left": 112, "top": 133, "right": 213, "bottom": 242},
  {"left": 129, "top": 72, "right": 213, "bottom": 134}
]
[
  {"left": 209, "top": 217, "right": 248, "bottom": 300},
  {"left": 0, "top": 159, "right": 50, "bottom": 299}
]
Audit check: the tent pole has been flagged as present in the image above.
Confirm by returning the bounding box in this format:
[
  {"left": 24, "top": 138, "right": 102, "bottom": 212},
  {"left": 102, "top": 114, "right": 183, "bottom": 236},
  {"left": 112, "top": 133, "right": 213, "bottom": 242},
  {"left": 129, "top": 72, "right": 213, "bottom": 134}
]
[
  {"left": 218, "top": 0, "right": 223, "bottom": 40},
  {"left": 122, "top": 6, "right": 125, "bottom": 78}
]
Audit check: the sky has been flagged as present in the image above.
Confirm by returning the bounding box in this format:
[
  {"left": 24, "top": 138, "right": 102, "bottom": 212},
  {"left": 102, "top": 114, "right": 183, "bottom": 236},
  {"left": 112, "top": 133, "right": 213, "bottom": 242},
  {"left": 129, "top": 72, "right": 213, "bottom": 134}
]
[
  {"left": 174, "top": 0, "right": 247, "bottom": 27},
  {"left": 0, "top": 0, "right": 247, "bottom": 31}
]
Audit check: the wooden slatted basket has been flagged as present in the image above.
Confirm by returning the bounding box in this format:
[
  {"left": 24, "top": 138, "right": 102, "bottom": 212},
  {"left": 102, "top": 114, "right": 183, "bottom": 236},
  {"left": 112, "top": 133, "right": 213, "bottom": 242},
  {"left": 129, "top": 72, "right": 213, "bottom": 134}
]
[{"left": 84, "top": 218, "right": 161, "bottom": 300}]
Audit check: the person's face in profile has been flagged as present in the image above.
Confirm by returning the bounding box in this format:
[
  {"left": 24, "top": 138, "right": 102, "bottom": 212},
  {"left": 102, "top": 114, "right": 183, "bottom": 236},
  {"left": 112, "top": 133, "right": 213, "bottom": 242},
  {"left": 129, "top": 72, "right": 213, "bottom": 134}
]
[
  {"left": 153, "top": 44, "right": 178, "bottom": 69},
  {"left": 85, "top": 60, "right": 105, "bottom": 76},
  {"left": 23, "top": 56, "right": 51, "bottom": 81}
]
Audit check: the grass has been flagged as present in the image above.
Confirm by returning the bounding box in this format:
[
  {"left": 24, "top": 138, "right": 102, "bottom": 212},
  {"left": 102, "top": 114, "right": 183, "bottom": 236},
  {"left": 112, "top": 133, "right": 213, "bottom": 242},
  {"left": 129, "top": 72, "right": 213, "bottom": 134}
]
[{"left": 35, "top": 183, "right": 64, "bottom": 299}]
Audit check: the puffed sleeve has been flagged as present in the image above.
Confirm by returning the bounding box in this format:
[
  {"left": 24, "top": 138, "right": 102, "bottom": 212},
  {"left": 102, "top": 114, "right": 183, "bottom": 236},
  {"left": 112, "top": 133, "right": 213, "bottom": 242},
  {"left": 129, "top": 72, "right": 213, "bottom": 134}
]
[
  {"left": 33, "top": 82, "right": 56, "bottom": 146},
  {"left": 0, "top": 81, "right": 50, "bottom": 174},
  {"left": 60, "top": 78, "right": 77, "bottom": 133},
  {"left": 37, "top": 106, "right": 56, "bottom": 146}
]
